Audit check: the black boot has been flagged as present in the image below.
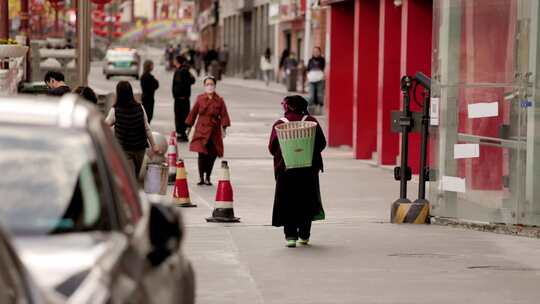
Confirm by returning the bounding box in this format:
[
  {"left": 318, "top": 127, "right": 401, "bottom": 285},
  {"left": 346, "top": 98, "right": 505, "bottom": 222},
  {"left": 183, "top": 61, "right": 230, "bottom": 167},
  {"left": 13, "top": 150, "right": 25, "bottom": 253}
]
[
  {"left": 205, "top": 155, "right": 217, "bottom": 186},
  {"left": 197, "top": 154, "right": 205, "bottom": 186}
]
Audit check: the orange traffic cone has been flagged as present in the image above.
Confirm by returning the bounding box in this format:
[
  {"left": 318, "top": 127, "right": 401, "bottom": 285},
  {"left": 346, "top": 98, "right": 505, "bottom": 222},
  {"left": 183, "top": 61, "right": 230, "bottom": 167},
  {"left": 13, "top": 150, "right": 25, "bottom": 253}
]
[
  {"left": 172, "top": 159, "right": 197, "bottom": 208},
  {"left": 206, "top": 161, "right": 240, "bottom": 222},
  {"left": 167, "top": 131, "right": 177, "bottom": 185}
]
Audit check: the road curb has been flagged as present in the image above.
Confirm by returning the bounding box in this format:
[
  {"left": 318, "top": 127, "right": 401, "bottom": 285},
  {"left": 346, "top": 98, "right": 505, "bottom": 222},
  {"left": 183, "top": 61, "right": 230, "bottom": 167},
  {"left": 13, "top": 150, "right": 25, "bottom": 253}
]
[{"left": 432, "top": 217, "right": 540, "bottom": 238}]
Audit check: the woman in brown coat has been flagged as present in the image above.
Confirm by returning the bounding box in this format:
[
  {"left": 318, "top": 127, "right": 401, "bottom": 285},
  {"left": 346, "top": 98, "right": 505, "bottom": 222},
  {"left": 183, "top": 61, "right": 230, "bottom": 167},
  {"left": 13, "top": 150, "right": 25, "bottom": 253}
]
[{"left": 185, "top": 76, "right": 231, "bottom": 185}]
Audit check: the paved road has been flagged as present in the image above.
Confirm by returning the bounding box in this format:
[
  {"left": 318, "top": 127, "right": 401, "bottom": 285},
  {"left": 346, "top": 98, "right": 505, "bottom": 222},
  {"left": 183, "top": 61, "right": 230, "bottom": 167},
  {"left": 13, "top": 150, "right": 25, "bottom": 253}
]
[{"left": 90, "top": 49, "right": 540, "bottom": 304}]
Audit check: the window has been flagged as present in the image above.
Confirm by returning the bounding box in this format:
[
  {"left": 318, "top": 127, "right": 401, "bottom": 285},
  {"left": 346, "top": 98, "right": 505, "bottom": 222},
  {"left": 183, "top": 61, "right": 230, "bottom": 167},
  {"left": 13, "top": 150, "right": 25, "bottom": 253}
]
[{"left": 0, "top": 126, "right": 108, "bottom": 235}]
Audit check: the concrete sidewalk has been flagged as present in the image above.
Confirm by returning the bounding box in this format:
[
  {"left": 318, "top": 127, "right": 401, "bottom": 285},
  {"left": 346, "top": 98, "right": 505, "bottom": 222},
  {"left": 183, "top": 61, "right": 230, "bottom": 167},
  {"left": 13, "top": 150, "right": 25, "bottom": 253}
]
[
  {"left": 220, "top": 76, "right": 308, "bottom": 96},
  {"left": 89, "top": 63, "right": 540, "bottom": 304}
]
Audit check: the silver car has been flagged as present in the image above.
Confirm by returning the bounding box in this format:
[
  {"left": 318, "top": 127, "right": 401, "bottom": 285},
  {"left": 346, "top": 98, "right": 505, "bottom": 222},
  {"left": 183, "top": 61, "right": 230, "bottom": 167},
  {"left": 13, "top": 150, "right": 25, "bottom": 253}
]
[
  {"left": 0, "top": 95, "right": 195, "bottom": 304},
  {"left": 0, "top": 225, "right": 62, "bottom": 304},
  {"left": 103, "top": 48, "right": 140, "bottom": 80}
]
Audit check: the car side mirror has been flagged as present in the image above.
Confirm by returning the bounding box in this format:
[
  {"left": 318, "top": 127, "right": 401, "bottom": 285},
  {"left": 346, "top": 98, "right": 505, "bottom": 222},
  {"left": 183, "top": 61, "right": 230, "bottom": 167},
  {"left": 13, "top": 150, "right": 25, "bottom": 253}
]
[{"left": 147, "top": 203, "right": 182, "bottom": 267}]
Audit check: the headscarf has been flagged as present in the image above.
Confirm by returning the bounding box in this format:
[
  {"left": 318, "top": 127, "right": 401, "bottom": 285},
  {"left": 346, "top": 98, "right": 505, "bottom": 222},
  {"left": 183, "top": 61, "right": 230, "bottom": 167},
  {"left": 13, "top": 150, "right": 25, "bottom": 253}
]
[
  {"left": 283, "top": 95, "right": 308, "bottom": 115},
  {"left": 203, "top": 75, "right": 217, "bottom": 85}
]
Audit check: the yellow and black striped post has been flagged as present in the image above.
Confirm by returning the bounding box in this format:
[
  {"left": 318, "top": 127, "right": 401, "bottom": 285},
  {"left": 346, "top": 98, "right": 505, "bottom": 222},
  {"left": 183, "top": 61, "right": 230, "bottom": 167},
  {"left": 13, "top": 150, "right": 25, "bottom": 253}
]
[{"left": 391, "top": 199, "right": 430, "bottom": 224}]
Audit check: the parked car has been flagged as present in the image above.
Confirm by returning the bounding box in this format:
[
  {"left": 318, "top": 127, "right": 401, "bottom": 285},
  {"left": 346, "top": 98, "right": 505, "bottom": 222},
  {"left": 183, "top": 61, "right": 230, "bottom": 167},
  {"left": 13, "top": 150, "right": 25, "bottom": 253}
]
[
  {"left": 0, "top": 225, "right": 62, "bottom": 304},
  {"left": 103, "top": 48, "right": 140, "bottom": 80},
  {"left": 0, "top": 95, "right": 195, "bottom": 304}
]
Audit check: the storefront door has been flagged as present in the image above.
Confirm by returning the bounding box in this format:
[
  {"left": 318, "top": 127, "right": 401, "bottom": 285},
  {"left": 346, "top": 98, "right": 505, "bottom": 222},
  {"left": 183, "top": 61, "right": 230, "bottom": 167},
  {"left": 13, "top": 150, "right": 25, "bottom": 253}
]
[{"left": 430, "top": 0, "right": 540, "bottom": 226}]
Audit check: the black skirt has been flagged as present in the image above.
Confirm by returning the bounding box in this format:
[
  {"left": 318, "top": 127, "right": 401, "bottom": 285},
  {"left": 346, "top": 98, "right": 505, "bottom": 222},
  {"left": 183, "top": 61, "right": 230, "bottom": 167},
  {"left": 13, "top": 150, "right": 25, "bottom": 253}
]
[{"left": 272, "top": 167, "right": 324, "bottom": 227}]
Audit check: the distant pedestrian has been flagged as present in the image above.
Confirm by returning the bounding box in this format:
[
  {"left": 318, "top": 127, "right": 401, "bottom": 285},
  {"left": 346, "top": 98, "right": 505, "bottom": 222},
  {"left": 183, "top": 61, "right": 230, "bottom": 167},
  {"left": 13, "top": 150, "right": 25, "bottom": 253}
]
[
  {"left": 185, "top": 76, "right": 231, "bottom": 186},
  {"left": 105, "top": 81, "right": 159, "bottom": 177},
  {"left": 165, "top": 44, "right": 175, "bottom": 71},
  {"left": 194, "top": 48, "right": 203, "bottom": 77},
  {"left": 140, "top": 60, "right": 160, "bottom": 123},
  {"left": 260, "top": 48, "right": 274, "bottom": 86},
  {"left": 218, "top": 45, "right": 230, "bottom": 76},
  {"left": 44, "top": 71, "right": 71, "bottom": 96},
  {"left": 283, "top": 52, "right": 298, "bottom": 90},
  {"left": 205, "top": 48, "right": 218, "bottom": 76},
  {"left": 307, "top": 47, "right": 326, "bottom": 111},
  {"left": 188, "top": 48, "right": 196, "bottom": 68},
  {"left": 269, "top": 95, "right": 326, "bottom": 248},
  {"left": 172, "top": 55, "right": 196, "bottom": 142},
  {"left": 74, "top": 86, "right": 98, "bottom": 105},
  {"left": 278, "top": 49, "right": 290, "bottom": 83}
]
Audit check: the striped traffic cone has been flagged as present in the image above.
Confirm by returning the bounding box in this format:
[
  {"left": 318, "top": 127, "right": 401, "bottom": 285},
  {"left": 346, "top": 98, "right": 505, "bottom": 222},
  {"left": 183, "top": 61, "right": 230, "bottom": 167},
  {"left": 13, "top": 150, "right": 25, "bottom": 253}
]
[
  {"left": 206, "top": 161, "right": 240, "bottom": 223},
  {"left": 167, "top": 131, "right": 177, "bottom": 185},
  {"left": 172, "top": 159, "right": 197, "bottom": 208}
]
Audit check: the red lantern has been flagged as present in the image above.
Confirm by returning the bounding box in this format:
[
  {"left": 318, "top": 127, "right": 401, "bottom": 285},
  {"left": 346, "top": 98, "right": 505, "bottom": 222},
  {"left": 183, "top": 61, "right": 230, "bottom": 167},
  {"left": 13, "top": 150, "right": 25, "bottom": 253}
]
[
  {"left": 90, "top": 0, "right": 113, "bottom": 5},
  {"left": 47, "top": 0, "right": 65, "bottom": 10}
]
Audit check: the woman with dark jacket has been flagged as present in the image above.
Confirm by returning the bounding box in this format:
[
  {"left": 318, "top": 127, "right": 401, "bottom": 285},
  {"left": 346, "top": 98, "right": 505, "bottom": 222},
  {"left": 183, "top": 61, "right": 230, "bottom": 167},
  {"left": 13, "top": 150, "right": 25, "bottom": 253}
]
[
  {"left": 185, "top": 76, "right": 231, "bottom": 186},
  {"left": 105, "top": 81, "right": 159, "bottom": 177},
  {"left": 140, "top": 60, "right": 160, "bottom": 123},
  {"left": 269, "top": 95, "right": 326, "bottom": 248}
]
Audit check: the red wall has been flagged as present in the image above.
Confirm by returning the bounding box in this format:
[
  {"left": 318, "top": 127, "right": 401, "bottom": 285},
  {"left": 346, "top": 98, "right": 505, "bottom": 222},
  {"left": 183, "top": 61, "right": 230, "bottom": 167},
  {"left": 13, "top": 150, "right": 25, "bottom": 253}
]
[
  {"left": 458, "top": 0, "right": 516, "bottom": 190},
  {"left": 400, "top": 0, "right": 432, "bottom": 173},
  {"left": 353, "top": 0, "right": 380, "bottom": 159},
  {"left": 325, "top": 0, "right": 432, "bottom": 171},
  {"left": 377, "top": 0, "right": 402, "bottom": 165},
  {"left": 326, "top": 2, "right": 355, "bottom": 147}
]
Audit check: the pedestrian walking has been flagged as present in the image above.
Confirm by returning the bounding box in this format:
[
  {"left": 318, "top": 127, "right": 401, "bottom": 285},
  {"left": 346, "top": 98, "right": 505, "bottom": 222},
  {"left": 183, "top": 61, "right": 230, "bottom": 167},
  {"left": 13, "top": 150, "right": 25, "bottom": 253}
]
[
  {"left": 105, "top": 81, "right": 159, "bottom": 177},
  {"left": 269, "top": 95, "right": 326, "bottom": 248},
  {"left": 278, "top": 49, "right": 290, "bottom": 84},
  {"left": 74, "top": 86, "right": 98, "bottom": 105},
  {"left": 194, "top": 48, "right": 203, "bottom": 77},
  {"left": 140, "top": 60, "right": 160, "bottom": 123},
  {"left": 185, "top": 76, "right": 231, "bottom": 186},
  {"left": 206, "top": 49, "right": 220, "bottom": 80},
  {"left": 165, "top": 44, "right": 175, "bottom": 71},
  {"left": 218, "top": 45, "right": 230, "bottom": 76},
  {"left": 260, "top": 48, "right": 274, "bottom": 86},
  {"left": 172, "top": 55, "right": 196, "bottom": 142},
  {"left": 284, "top": 52, "right": 298, "bottom": 92},
  {"left": 204, "top": 48, "right": 216, "bottom": 74},
  {"left": 44, "top": 71, "right": 71, "bottom": 96},
  {"left": 307, "top": 47, "right": 326, "bottom": 113}
]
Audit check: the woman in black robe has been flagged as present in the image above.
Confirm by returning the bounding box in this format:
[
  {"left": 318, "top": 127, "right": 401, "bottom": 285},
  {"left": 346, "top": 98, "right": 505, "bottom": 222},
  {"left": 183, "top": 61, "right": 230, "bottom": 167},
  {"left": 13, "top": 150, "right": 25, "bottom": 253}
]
[
  {"left": 140, "top": 60, "right": 160, "bottom": 123},
  {"left": 269, "top": 95, "right": 326, "bottom": 248}
]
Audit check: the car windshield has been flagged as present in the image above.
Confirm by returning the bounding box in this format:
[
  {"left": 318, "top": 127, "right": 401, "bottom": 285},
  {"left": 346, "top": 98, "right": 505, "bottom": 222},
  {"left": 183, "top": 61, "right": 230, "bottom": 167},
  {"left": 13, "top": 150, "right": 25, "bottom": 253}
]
[
  {"left": 106, "top": 51, "right": 135, "bottom": 61},
  {"left": 0, "top": 125, "right": 104, "bottom": 235}
]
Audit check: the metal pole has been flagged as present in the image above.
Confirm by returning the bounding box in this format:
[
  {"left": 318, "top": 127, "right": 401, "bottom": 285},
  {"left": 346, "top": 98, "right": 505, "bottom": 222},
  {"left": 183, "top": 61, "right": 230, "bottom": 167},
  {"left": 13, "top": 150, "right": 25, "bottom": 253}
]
[
  {"left": 417, "top": 89, "right": 430, "bottom": 199},
  {"left": 77, "top": 0, "right": 90, "bottom": 86},
  {"left": 21, "top": 0, "right": 30, "bottom": 81},
  {"left": 399, "top": 76, "right": 412, "bottom": 199},
  {"left": 303, "top": 0, "right": 312, "bottom": 64},
  {"left": 132, "top": 0, "right": 136, "bottom": 23},
  {"left": 20, "top": 0, "right": 29, "bottom": 33},
  {"left": 0, "top": 0, "right": 9, "bottom": 40}
]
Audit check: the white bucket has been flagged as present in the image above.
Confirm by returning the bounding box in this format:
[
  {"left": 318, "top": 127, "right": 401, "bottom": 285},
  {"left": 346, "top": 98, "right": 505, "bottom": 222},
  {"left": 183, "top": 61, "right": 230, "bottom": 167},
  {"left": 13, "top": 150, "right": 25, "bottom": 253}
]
[{"left": 144, "top": 163, "right": 168, "bottom": 195}]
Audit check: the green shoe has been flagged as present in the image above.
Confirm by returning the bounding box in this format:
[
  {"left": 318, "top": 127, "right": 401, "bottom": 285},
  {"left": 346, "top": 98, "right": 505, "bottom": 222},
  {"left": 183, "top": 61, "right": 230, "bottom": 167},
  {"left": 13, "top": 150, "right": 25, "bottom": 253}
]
[
  {"left": 286, "top": 239, "right": 297, "bottom": 248},
  {"left": 298, "top": 238, "right": 309, "bottom": 245}
]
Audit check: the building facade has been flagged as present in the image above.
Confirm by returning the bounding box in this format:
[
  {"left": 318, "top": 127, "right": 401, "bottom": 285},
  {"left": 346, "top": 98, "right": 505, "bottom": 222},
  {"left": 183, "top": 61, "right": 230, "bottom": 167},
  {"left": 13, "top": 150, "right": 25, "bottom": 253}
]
[
  {"left": 323, "top": 0, "right": 540, "bottom": 227},
  {"left": 209, "top": 0, "right": 327, "bottom": 79},
  {"left": 429, "top": 0, "right": 540, "bottom": 226},
  {"left": 219, "top": 0, "right": 276, "bottom": 78},
  {"left": 196, "top": 0, "right": 219, "bottom": 49}
]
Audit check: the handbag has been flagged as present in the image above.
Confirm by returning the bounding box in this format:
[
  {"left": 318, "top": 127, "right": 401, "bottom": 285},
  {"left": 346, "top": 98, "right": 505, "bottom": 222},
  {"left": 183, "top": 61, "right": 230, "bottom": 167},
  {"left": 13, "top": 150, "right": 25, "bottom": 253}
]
[{"left": 307, "top": 70, "right": 324, "bottom": 83}]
